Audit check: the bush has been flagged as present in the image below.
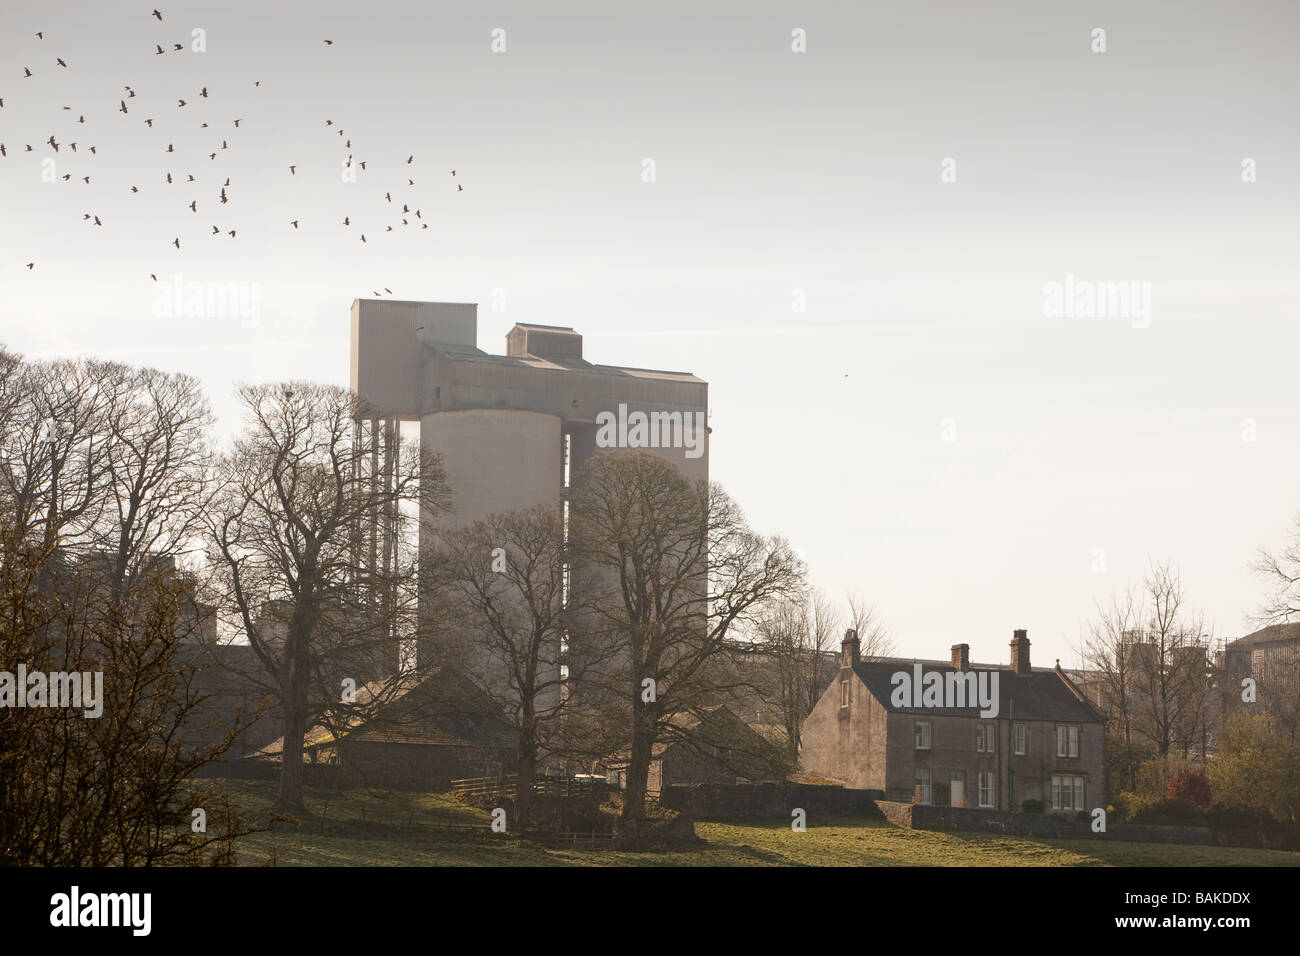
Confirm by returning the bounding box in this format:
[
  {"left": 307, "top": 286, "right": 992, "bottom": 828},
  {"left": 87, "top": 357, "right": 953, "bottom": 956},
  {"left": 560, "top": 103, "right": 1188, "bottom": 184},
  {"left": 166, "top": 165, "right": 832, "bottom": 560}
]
[
  {"left": 1131, "top": 797, "right": 1207, "bottom": 825},
  {"left": 1113, "top": 790, "right": 1157, "bottom": 823},
  {"left": 1021, "top": 798, "right": 1044, "bottom": 814},
  {"left": 1166, "top": 768, "right": 1211, "bottom": 809}
]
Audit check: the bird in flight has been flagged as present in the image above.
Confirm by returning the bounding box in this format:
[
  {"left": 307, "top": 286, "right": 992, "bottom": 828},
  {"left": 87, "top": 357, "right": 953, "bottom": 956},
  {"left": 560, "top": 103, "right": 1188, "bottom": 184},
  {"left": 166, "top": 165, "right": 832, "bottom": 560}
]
[
  {"left": 324, "top": 39, "right": 334, "bottom": 45},
  {"left": 385, "top": 192, "right": 391, "bottom": 202},
  {"left": 172, "top": 238, "right": 180, "bottom": 248},
  {"left": 458, "top": 184, "right": 463, "bottom": 191},
  {"left": 61, "top": 173, "right": 70, "bottom": 181},
  {"left": 233, "top": 119, "right": 241, "bottom": 127},
  {"left": 189, "top": 200, "right": 196, "bottom": 212},
  {"left": 173, "top": 43, "right": 182, "bottom": 51},
  {"left": 144, "top": 119, "right": 153, "bottom": 127},
  {"left": 288, "top": 165, "right": 296, "bottom": 175},
  {"left": 151, "top": 274, "right": 158, "bottom": 281},
  {"left": 290, "top": 220, "right": 299, "bottom": 229},
  {"left": 156, "top": 45, "right": 165, "bottom": 55},
  {"left": 153, "top": 9, "right": 162, "bottom": 20},
  {"left": 166, "top": 143, "right": 174, "bottom": 152},
  {"left": 69, "top": 142, "right": 76, "bottom": 151},
  {"left": 166, "top": 172, "right": 173, "bottom": 183},
  {"left": 385, "top": 288, "right": 392, "bottom": 294},
  {"left": 450, "top": 170, "right": 455, "bottom": 176},
  {"left": 359, "top": 161, "right": 366, "bottom": 170},
  {"left": 130, "top": 186, "right": 138, "bottom": 193},
  {"left": 0, "top": 145, "right": 5, "bottom": 157},
  {"left": 200, "top": 87, "right": 208, "bottom": 98},
  {"left": 82, "top": 176, "right": 90, "bottom": 183},
  {"left": 120, "top": 100, "right": 128, "bottom": 113},
  {"left": 56, "top": 58, "right": 67, "bottom": 68},
  {"left": 177, "top": 99, "right": 187, "bottom": 107},
  {"left": 187, "top": 174, "right": 195, "bottom": 181},
  {"left": 223, "top": 177, "right": 230, "bottom": 186},
  {"left": 26, "top": 263, "right": 34, "bottom": 270},
  {"left": 88, "top": 145, "right": 96, "bottom": 153},
  {"left": 211, "top": 225, "right": 219, "bottom": 234},
  {"left": 343, "top": 216, "right": 350, "bottom": 226},
  {"left": 78, "top": 114, "right": 85, "bottom": 123},
  {"left": 24, "top": 68, "right": 33, "bottom": 78},
  {"left": 35, "top": 31, "right": 43, "bottom": 39},
  {"left": 93, "top": 216, "right": 102, "bottom": 226},
  {"left": 220, "top": 187, "right": 228, "bottom": 204},
  {"left": 408, "top": 179, "right": 414, "bottom": 186},
  {"left": 325, "top": 120, "right": 332, "bottom": 126},
  {"left": 360, "top": 234, "right": 366, "bottom": 243}
]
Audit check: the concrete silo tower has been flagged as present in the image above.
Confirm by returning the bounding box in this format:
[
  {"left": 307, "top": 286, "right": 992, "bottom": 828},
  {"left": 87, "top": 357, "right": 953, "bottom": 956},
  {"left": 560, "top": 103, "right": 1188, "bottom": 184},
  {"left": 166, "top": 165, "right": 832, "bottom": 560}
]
[{"left": 349, "top": 299, "right": 709, "bottom": 669}]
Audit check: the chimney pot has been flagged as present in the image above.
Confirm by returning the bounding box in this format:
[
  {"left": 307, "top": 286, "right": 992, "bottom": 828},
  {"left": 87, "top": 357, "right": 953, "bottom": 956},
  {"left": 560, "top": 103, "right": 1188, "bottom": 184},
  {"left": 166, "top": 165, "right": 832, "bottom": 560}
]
[
  {"left": 841, "top": 627, "right": 860, "bottom": 668},
  {"left": 951, "top": 643, "right": 970, "bottom": 671},
  {"left": 1010, "top": 629, "right": 1031, "bottom": 675}
]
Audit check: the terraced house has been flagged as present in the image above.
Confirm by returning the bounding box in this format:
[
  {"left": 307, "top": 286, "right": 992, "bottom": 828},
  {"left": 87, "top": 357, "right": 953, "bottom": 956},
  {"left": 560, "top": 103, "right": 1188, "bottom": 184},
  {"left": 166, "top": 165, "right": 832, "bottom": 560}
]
[{"left": 801, "top": 629, "right": 1106, "bottom": 814}]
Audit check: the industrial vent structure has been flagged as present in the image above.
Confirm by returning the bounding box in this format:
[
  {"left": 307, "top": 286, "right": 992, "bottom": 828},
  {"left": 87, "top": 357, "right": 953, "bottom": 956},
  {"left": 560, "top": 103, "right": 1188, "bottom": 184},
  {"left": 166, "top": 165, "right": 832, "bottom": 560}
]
[{"left": 348, "top": 299, "right": 709, "bottom": 671}]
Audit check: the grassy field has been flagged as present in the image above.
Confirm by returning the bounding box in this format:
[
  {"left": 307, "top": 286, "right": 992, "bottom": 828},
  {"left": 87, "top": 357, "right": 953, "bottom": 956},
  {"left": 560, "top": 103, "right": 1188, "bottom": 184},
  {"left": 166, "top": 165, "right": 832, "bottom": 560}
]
[{"left": 215, "top": 780, "right": 1299, "bottom": 867}]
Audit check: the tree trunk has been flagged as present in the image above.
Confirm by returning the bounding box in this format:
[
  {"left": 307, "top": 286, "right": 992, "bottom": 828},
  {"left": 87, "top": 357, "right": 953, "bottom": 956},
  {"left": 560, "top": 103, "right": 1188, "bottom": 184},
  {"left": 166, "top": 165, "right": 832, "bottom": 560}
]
[
  {"left": 515, "top": 720, "right": 536, "bottom": 831},
  {"left": 621, "top": 696, "right": 653, "bottom": 822},
  {"left": 276, "top": 652, "right": 308, "bottom": 814}
]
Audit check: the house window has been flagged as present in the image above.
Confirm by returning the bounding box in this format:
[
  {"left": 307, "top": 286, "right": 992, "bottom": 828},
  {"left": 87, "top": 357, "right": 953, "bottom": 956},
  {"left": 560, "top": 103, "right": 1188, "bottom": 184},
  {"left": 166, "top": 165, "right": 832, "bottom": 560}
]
[
  {"left": 914, "top": 767, "right": 932, "bottom": 804},
  {"left": 1056, "top": 725, "right": 1079, "bottom": 758},
  {"left": 1014, "top": 722, "right": 1027, "bottom": 755},
  {"left": 976, "top": 722, "right": 996, "bottom": 753},
  {"left": 977, "top": 771, "right": 995, "bottom": 808},
  {"left": 950, "top": 770, "right": 966, "bottom": 807},
  {"left": 841, "top": 679, "right": 849, "bottom": 707},
  {"left": 1051, "top": 774, "right": 1086, "bottom": 811},
  {"left": 915, "top": 720, "right": 931, "bottom": 750}
]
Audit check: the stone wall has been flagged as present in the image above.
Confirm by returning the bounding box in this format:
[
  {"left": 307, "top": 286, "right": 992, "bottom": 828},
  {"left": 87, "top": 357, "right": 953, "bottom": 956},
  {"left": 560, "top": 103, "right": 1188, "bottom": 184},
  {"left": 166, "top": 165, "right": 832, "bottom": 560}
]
[
  {"left": 876, "top": 799, "right": 1213, "bottom": 845},
  {"left": 661, "top": 782, "right": 883, "bottom": 821}
]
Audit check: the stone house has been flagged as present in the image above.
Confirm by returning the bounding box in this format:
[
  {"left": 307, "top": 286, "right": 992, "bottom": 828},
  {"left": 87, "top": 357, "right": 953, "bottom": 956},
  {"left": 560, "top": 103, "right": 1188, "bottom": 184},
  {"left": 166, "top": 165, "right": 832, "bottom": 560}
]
[
  {"left": 801, "top": 629, "right": 1106, "bottom": 814},
  {"left": 604, "top": 704, "right": 785, "bottom": 794},
  {"left": 252, "top": 666, "right": 517, "bottom": 791}
]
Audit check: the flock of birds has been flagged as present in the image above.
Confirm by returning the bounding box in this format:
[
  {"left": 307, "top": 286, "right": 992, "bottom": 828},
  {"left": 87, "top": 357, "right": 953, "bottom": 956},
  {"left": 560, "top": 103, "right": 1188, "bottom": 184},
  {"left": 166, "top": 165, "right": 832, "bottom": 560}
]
[{"left": 5, "top": 9, "right": 466, "bottom": 297}]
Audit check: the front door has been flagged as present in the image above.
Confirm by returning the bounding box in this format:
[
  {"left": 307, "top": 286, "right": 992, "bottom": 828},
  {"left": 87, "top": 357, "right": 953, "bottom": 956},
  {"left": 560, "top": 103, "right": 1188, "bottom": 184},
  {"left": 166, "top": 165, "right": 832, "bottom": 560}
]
[{"left": 951, "top": 771, "right": 965, "bottom": 807}]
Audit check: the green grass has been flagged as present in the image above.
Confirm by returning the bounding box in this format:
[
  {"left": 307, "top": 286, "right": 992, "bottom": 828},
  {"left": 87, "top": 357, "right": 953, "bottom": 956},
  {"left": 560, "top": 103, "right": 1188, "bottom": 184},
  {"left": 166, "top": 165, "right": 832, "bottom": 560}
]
[{"left": 215, "top": 780, "right": 1300, "bottom": 867}]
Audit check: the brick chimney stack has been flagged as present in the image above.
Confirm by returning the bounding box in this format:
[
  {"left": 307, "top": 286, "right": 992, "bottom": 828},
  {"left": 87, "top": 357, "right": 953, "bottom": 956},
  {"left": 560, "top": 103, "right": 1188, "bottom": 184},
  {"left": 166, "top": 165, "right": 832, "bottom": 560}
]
[
  {"left": 1010, "top": 629, "right": 1031, "bottom": 675},
  {"left": 951, "top": 643, "right": 970, "bottom": 671},
  {"left": 841, "top": 628, "right": 860, "bottom": 668}
]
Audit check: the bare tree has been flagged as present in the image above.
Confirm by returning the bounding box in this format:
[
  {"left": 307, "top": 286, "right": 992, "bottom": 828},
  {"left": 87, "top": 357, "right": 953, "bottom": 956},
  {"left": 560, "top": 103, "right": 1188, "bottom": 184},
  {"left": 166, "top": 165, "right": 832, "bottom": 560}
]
[
  {"left": 845, "top": 590, "right": 894, "bottom": 660},
  {"left": 1079, "top": 585, "right": 1144, "bottom": 791},
  {"left": 205, "top": 383, "right": 450, "bottom": 813},
  {"left": 427, "top": 504, "right": 617, "bottom": 828},
  {"left": 1256, "top": 511, "right": 1300, "bottom": 625},
  {"left": 758, "top": 588, "right": 841, "bottom": 760},
  {"left": 570, "top": 451, "right": 805, "bottom": 825}
]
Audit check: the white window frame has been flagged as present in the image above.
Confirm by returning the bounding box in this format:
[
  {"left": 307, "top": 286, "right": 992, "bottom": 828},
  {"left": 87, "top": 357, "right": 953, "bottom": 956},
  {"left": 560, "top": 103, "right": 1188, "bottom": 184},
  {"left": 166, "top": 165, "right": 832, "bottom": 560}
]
[
  {"left": 976, "top": 722, "right": 996, "bottom": 753},
  {"left": 977, "top": 771, "right": 995, "bottom": 808},
  {"left": 1051, "top": 773, "right": 1085, "bottom": 811},
  {"left": 915, "top": 767, "right": 932, "bottom": 804},
  {"left": 1014, "top": 722, "right": 1026, "bottom": 755},
  {"left": 1056, "top": 724, "right": 1079, "bottom": 758},
  {"left": 915, "top": 720, "right": 931, "bottom": 750},
  {"left": 841, "top": 679, "right": 849, "bottom": 708}
]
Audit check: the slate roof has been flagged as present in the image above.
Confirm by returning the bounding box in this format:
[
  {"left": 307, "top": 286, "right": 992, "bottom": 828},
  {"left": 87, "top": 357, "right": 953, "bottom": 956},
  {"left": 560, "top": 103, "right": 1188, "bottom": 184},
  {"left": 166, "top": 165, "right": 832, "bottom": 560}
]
[
  {"left": 1229, "top": 622, "right": 1300, "bottom": 648},
  {"left": 850, "top": 659, "right": 1103, "bottom": 723}
]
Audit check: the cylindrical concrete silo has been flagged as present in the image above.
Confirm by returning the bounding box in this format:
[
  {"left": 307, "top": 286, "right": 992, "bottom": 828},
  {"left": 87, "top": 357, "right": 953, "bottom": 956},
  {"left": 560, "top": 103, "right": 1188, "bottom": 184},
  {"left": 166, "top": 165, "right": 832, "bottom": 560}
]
[{"left": 421, "top": 407, "right": 562, "bottom": 530}]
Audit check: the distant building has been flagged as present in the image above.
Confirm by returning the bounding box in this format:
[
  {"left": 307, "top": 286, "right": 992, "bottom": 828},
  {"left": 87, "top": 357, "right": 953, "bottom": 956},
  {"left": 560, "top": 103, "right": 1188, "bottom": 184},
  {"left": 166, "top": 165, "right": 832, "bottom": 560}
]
[
  {"left": 251, "top": 667, "right": 517, "bottom": 791},
  {"left": 603, "top": 705, "right": 784, "bottom": 794},
  {"left": 801, "top": 629, "right": 1106, "bottom": 813}
]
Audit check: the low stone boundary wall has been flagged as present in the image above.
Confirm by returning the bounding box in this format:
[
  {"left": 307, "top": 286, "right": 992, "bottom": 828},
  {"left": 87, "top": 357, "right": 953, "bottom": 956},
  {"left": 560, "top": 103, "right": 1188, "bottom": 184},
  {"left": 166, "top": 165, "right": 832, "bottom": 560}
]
[
  {"left": 875, "top": 800, "right": 1213, "bottom": 845},
  {"left": 661, "top": 782, "right": 884, "bottom": 821}
]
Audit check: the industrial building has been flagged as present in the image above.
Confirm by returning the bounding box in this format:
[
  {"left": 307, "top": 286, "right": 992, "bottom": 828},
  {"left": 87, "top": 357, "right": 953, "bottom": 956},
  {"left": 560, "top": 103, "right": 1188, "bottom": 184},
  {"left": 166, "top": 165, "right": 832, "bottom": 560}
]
[{"left": 348, "top": 298, "right": 710, "bottom": 670}]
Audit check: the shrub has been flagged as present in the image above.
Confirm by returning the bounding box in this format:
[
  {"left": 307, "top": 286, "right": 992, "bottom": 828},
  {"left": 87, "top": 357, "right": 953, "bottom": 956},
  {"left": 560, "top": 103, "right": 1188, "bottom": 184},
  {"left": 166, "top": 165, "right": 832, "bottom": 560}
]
[
  {"left": 1166, "top": 767, "right": 1211, "bottom": 809},
  {"left": 1021, "top": 798, "right": 1044, "bottom": 814},
  {"left": 1113, "top": 790, "right": 1157, "bottom": 823},
  {"left": 1132, "top": 797, "right": 1206, "bottom": 825}
]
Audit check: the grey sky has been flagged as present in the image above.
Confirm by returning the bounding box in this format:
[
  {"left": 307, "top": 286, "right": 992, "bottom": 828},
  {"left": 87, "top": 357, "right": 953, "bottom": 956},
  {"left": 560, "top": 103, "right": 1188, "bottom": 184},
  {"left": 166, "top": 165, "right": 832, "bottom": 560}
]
[{"left": 2, "top": 0, "right": 1298, "bottom": 666}]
